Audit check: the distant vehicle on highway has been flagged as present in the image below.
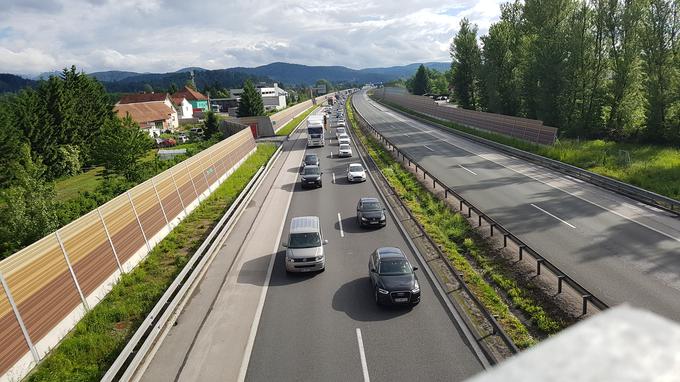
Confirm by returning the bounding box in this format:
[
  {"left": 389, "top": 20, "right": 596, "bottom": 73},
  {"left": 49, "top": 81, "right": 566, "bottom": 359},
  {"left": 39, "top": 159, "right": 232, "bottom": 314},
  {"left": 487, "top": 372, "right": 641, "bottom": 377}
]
[
  {"left": 300, "top": 165, "right": 322, "bottom": 188},
  {"left": 307, "top": 115, "right": 325, "bottom": 147},
  {"left": 337, "top": 120, "right": 346, "bottom": 127},
  {"left": 369, "top": 247, "right": 420, "bottom": 306},
  {"left": 357, "top": 197, "right": 386, "bottom": 227},
  {"left": 338, "top": 144, "right": 352, "bottom": 157},
  {"left": 303, "top": 153, "right": 320, "bottom": 168},
  {"left": 338, "top": 133, "right": 350, "bottom": 145},
  {"left": 346, "top": 163, "right": 366, "bottom": 183},
  {"left": 336, "top": 127, "right": 346, "bottom": 136},
  {"left": 283, "top": 216, "right": 328, "bottom": 273}
]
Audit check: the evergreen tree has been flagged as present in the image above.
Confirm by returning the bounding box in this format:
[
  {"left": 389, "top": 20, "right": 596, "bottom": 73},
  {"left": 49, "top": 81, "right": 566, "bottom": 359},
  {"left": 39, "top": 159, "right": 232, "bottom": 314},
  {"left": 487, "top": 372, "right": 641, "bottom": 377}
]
[
  {"left": 168, "top": 82, "right": 179, "bottom": 94},
  {"left": 237, "top": 80, "right": 265, "bottom": 117},
  {"left": 450, "top": 18, "right": 482, "bottom": 109},
  {"left": 203, "top": 110, "right": 220, "bottom": 139},
  {"left": 411, "top": 64, "right": 429, "bottom": 95}
]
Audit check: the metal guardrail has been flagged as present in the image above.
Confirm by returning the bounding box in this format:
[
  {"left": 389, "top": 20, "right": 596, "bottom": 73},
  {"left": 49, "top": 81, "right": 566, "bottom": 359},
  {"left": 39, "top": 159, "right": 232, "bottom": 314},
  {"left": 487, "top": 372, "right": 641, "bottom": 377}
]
[
  {"left": 103, "top": 145, "right": 283, "bottom": 382},
  {"left": 346, "top": 96, "right": 518, "bottom": 360},
  {"left": 371, "top": 94, "right": 680, "bottom": 215},
  {"left": 352, "top": 95, "right": 609, "bottom": 318}
]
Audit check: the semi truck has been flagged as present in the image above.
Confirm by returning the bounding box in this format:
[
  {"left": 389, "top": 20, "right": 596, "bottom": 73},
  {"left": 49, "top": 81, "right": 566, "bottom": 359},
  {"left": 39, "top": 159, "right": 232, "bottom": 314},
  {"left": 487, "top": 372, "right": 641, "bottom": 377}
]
[{"left": 307, "top": 114, "right": 325, "bottom": 147}]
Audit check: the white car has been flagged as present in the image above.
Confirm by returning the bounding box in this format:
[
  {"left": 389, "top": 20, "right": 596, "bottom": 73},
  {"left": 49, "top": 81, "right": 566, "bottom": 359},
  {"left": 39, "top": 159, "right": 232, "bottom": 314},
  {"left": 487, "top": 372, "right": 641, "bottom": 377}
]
[
  {"left": 336, "top": 127, "right": 346, "bottom": 136},
  {"left": 347, "top": 163, "right": 366, "bottom": 183},
  {"left": 338, "top": 144, "right": 353, "bottom": 157},
  {"left": 337, "top": 120, "right": 346, "bottom": 127},
  {"left": 338, "top": 133, "right": 350, "bottom": 145}
]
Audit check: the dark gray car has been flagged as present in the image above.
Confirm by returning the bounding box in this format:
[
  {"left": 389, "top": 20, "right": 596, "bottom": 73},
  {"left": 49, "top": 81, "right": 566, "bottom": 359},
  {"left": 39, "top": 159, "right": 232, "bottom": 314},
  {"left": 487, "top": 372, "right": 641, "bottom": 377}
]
[
  {"left": 300, "top": 165, "right": 322, "bottom": 188},
  {"left": 356, "top": 197, "right": 386, "bottom": 227}
]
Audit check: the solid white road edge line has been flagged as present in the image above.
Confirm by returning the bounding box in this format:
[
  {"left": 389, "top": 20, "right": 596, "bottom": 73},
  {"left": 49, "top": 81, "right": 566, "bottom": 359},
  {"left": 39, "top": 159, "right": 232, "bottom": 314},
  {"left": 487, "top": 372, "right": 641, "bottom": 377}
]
[
  {"left": 356, "top": 328, "right": 370, "bottom": 382},
  {"left": 338, "top": 212, "right": 345, "bottom": 238},
  {"left": 459, "top": 164, "right": 478, "bottom": 176},
  {"left": 236, "top": 172, "right": 296, "bottom": 382},
  {"left": 531, "top": 203, "right": 576, "bottom": 229},
  {"left": 366, "top": 97, "right": 680, "bottom": 243}
]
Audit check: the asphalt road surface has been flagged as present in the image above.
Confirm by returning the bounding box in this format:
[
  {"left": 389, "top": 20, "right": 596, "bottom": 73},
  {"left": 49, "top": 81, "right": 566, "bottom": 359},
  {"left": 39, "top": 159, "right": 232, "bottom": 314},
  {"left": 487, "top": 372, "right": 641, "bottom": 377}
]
[
  {"left": 244, "top": 112, "right": 484, "bottom": 381},
  {"left": 141, "top": 108, "right": 484, "bottom": 382},
  {"left": 353, "top": 91, "right": 680, "bottom": 321}
]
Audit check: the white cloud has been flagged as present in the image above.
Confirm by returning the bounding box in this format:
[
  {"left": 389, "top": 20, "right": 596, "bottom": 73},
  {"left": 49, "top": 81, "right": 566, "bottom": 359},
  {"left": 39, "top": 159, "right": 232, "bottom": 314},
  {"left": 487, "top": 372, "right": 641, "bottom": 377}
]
[{"left": 0, "top": 0, "right": 505, "bottom": 75}]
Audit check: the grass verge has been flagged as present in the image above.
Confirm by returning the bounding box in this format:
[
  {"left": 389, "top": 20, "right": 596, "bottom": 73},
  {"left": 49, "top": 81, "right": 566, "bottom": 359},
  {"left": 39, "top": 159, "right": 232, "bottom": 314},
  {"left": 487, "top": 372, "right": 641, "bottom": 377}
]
[
  {"left": 373, "top": 97, "right": 680, "bottom": 201},
  {"left": 348, "top": 97, "right": 566, "bottom": 348},
  {"left": 275, "top": 105, "right": 319, "bottom": 136},
  {"left": 54, "top": 167, "right": 104, "bottom": 201},
  {"left": 27, "top": 143, "right": 278, "bottom": 382}
]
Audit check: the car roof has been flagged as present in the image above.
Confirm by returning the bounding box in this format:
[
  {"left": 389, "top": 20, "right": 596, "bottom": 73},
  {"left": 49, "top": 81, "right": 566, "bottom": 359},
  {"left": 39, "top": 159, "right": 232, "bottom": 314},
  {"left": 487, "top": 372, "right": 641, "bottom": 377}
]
[
  {"left": 360, "top": 197, "right": 380, "bottom": 203},
  {"left": 290, "top": 216, "right": 320, "bottom": 234},
  {"left": 305, "top": 153, "right": 318, "bottom": 158},
  {"left": 349, "top": 163, "right": 363, "bottom": 168},
  {"left": 376, "top": 247, "right": 405, "bottom": 259},
  {"left": 304, "top": 164, "right": 319, "bottom": 169},
  {"left": 339, "top": 144, "right": 351, "bottom": 148}
]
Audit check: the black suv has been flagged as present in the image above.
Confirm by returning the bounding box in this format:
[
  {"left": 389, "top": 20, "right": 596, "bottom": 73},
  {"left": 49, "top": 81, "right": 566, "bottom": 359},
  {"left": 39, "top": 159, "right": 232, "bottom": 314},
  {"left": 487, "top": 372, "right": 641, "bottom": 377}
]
[
  {"left": 300, "top": 165, "right": 322, "bottom": 188},
  {"left": 356, "top": 197, "right": 386, "bottom": 227},
  {"left": 303, "top": 153, "right": 320, "bottom": 168},
  {"left": 368, "top": 247, "right": 420, "bottom": 306}
]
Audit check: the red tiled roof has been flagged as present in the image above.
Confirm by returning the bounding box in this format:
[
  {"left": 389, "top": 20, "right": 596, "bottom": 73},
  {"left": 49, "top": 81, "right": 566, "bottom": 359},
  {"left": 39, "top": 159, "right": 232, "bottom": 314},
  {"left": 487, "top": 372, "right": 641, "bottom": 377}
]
[
  {"left": 114, "top": 102, "right": 173, "bottom": 126},
  {"left": 118, "top": 93, "right": 168, "bottom": 104},
  {"left": 172, "top": 86, "right": 208, "bottom": 101},
  {"left": 171, "top": 96, "right": 186, "bottom": 106}
]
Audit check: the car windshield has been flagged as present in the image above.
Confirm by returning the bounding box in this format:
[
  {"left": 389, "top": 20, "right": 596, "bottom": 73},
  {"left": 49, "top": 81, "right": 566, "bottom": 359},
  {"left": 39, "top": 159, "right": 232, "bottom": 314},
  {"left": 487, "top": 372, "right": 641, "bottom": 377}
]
[
  {"left": 288, "top": 232, "right": 321, "bottom": 248},
  {"left": 349, "top": 165, "right": 363, "bottom": 172},
  {"left": 303, "top": 167, "right": 320, "bottom": 175},
  {"left": 339, "top": 134, "right": 348, "bottom": 139},
  {"left": 379, "top": 259, "right": 412, "bottom": 275},
  {"left": 361, "top": 201, "right": 382, "bottom": 211},
  {"left": 305, "top": 155, "right": 317, "bottom": 163}
]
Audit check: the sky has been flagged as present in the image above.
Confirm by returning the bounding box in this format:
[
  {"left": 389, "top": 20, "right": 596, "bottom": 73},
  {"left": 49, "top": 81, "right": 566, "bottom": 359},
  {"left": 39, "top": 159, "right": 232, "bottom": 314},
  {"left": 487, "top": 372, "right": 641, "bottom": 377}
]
[{"left": 0, "top": 0, "right": 504, "bottom": 75}]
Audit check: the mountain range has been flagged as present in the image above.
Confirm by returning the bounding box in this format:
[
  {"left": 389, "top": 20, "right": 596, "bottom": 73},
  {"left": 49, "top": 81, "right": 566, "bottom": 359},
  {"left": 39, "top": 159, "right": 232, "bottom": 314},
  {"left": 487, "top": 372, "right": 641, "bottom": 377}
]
[{"left": 1, "top": 61, "right": 449, "bottom": 93}]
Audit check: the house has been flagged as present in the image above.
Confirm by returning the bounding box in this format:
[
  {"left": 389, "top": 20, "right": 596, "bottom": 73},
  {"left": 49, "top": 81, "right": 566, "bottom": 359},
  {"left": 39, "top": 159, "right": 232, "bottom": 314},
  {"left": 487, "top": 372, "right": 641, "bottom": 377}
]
[
  {"left": 115, "top": 102, "right": 177, "bottom": 137},
  {"left": 115, "top": 92, "right": 179, "bottom": 136},
  {"left": 171, "top": 95, "right": 194, "bottom": 119},
  {"left": 229, "top": 82, "right": 288, "bottom": 112},
  {"left": 172, "top": 86, "right": 209, "bottom": 111}
]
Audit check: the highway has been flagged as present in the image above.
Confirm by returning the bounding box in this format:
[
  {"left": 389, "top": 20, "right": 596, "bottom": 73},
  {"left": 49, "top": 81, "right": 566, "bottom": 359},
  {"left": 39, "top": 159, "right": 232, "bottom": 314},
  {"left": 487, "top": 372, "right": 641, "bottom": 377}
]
[
  {"left": 140, "top": 107, "right": 484, "bottom": 381},
  {"left": 353, "top": 91, "right": 680, "bottom": 320}
]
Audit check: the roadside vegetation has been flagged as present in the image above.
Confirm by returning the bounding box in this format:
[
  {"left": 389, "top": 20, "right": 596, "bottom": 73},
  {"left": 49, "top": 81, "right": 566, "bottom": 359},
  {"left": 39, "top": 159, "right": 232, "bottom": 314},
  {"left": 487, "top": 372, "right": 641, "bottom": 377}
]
[
  {"left": 375, "top": 99, "right": 680, "bottom": 201},
  {"left": 27, "top": 143, "right": 277, "bottom": 382},
  {"left": 348, "top": 97, "right": 566, "bottom": 348},
  {"left": 275, "top": 105, "right": 319, "bottom": 136}
]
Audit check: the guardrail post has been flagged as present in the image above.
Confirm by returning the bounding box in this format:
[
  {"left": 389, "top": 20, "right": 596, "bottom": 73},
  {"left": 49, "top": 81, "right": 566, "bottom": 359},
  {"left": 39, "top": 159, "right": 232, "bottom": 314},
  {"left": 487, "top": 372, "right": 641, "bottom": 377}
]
[
  {"left": 55, "top": 230, "right": 90, "bottom": 311},
  {"left": 433, "top": 178, "right": 436, "bottom": 189},
  {"left": 503, "top": 234, "right": 509, "bottom": 247},
  {"left": 1, "top": 272, "right": 40, "bottom": 363},
  {"left": 444, "top": 189, "right": 448, "bottom": 199},
  {"left": 415, "top": 165, "right": 418, "bottom": 175},
  {"left": 536, "top": 258, "right": 544, "bottom": 276},
  {"left": 128, "top": 191, "right": 151, "bottom": 253},
  {"left": 490, "top": 223, "right": 495, "bottom": 236},
  {"left": 557, "top": 275, "right": 565, "bottom": 293},
  {"left": 478, "top": 215, "right": 482, "bottom": 227},
  {"left": 97, "top": 207, "right": 123, "bottom": 273},
  {"left": 519, "top": 245, "right": 526, "bottom": 261},
  {"left": 467, "top": 206, "right": 472, "bottom": 218},
  {"left": 582, "top": 295, "right": 591, "bottom": 315},
  {"left": 459, "top": 200, "right": 463, "bottom": 211}
]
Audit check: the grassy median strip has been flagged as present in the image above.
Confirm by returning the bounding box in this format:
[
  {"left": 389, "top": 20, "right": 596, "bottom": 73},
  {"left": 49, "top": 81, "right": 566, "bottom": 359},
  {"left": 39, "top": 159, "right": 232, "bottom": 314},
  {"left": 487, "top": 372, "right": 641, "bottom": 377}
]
[
  {"left": 348, "top": 98, "right": 566, "bottom": 348},
  {"left": 373, "top": 97, "right": 680, "bottom": 201},
  {"left": 27, "top": 143, "right": 277, "bottom": 382},
  {"left": 275, "top": 105, "right": 319, "bottom": 136}
]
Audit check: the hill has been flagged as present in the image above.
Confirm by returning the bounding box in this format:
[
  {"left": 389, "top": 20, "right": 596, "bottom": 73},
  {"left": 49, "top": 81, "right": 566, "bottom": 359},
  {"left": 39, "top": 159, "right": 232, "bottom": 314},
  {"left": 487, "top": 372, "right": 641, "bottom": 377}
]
[
  {"left": 88, "top": 70, "right": 141, "bottom": 82},
  {"left": 0, "top": 73, "right": 36, "bottom": 93}
]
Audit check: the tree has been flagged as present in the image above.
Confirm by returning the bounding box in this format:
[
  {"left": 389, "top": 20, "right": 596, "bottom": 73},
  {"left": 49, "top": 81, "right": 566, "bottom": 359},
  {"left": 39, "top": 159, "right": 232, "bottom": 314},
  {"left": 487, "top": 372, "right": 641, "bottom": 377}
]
[
  {"left": 411, "top": 64, "right": 429, "bottom": 95},
  {"left": 237, "top": 79, "right": 265, "bottom": 117},
  {"left": 450, "top": 18, "right": 482, "bottom": 109},
  {"left": 143, "top": 83, "right": 154, "bottom": 93},
  {"left": 168, "top": 82, "right": 179, "bottom": 94},
  {"left": 0, "top": 100, "right": 23, "bottom": 186},
  {"left": 641, "top": 0, "right": 679, "bottom": 142},
  {"left": 0, "top": 144, "right": 59, "bottom": 258},
  {"left": 203, "top": 110, "right": 220, "bottom": 139},
  {"left": 315, "top": 79, "right": 334, "bottom": 94},
  {"left": 93, "top": 115, "right": 153, "bottom": 181}
]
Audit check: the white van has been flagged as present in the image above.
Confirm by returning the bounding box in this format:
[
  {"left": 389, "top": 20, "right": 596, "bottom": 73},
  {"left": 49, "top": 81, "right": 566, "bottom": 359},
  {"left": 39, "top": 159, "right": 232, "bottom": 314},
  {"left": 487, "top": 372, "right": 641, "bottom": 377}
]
[{"left": 283, "top": 216, "right": 328, "bottom": 272}]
